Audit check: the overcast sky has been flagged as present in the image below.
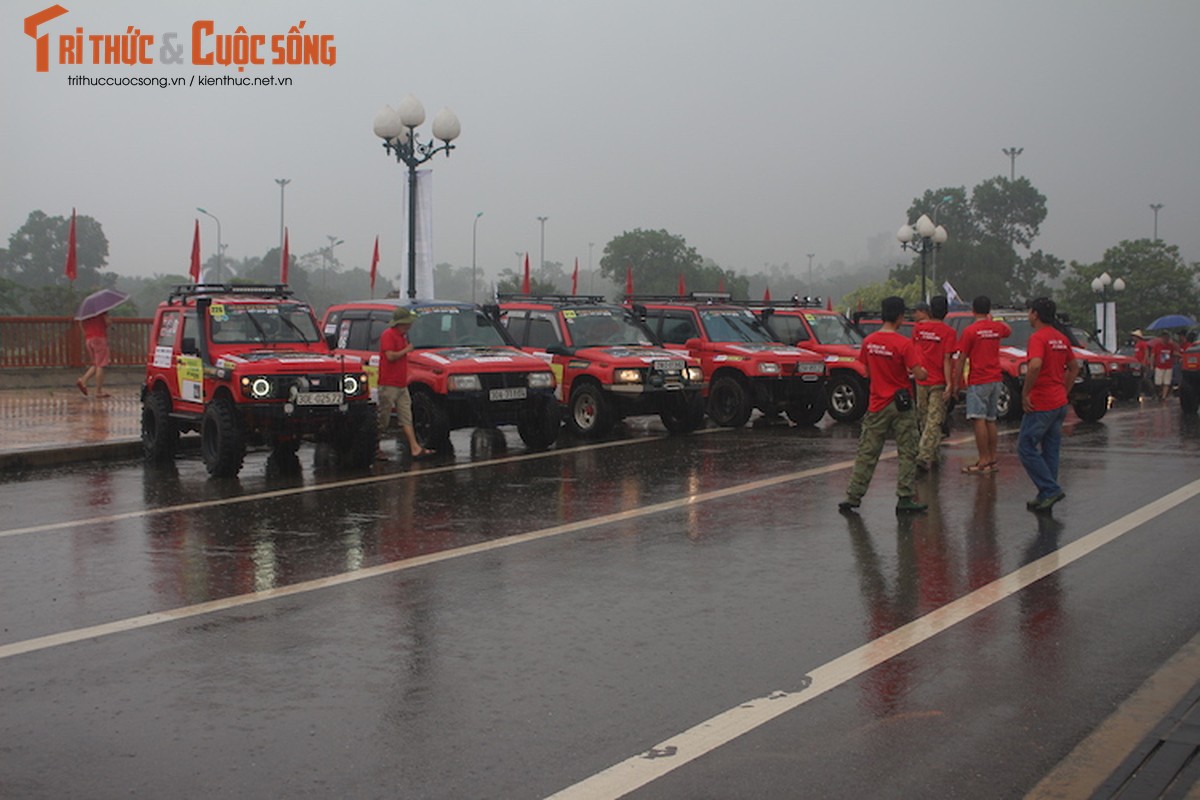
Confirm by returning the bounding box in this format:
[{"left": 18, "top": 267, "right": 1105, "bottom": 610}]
[{"left": 4, "top": 0, "right": 1198, "bottom": 291}]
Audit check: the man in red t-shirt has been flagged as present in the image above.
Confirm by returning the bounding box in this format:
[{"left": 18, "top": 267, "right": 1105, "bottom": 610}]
[
  {"left": 1150, "top": 330, "right": 1180, "bottom": 401},
  {"left": 911, "top": 295, "right": 957, "bottom": 471},
  {"left": 840, "top": 296, "right": 929, "bottom": 514},
  {"left": 376, "top": 307, "right": 431, "bottom": 461},
  {"left": 1018, "top": 298, "right": 1080, "bottom": 511},
  {"left": 956, "top": 296, "right": 1011, "bottom": 474},
  {"left": 76, "top": 311, "right": 111, "bottom": 398},
  {"left": 1131, "top": 330, "right": 1153, "bottom": 396}
]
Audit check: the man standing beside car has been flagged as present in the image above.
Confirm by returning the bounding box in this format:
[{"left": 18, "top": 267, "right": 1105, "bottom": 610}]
[
  {"left": 840, "top": 296, "right": 929, "bottom": 514},
  {"left": 377, "top": 308, "right": 432, "bottom": 461},
  {"left": 957, "top": 295, "right": 1011, "bottom": 474},
  {"left": 911, "top": 296, "right": 957, "bottom": 471},
  {"left": 1150, "top": 329, "right": 1181, "bottom": 401},
  {"left": 1019, "top": 298, "right": 1080, "bottom": 512}
]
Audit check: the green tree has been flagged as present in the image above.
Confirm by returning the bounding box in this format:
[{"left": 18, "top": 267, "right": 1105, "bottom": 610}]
[
  {"left": 2, "top": 210, "right": 110, "bottom": 289},
  {"left": 1059, "top": 239, "right": 1200, "bottom": 341},
  {"left": 599, "top": 229, "right": 704, "bottom": 296}
]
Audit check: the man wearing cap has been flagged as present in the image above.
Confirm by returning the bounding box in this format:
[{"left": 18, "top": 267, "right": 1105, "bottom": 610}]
[
  {"left": 1019, "top": 297, "right": 1080, "bottom": 511},
  {"left": 840, "top": 296, "right": 929, "bottom": 514},
  {"left": 377, "top": 307, "right": 431, "bottom": 460},
  {"left": 911, "top": 296, "right": 957, "bottom": 471}
]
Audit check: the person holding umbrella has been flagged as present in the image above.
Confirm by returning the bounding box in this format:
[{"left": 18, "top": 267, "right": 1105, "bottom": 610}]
[
  {"left": 1151, "top": 329, "right": 1181, "bottom": 401},
  {"left": 74, "top": 288, "right": 127, "bottom": 398}
]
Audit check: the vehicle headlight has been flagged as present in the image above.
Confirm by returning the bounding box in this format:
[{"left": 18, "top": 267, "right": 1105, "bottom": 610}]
[
  {"left": 449, "top": 374, "right": 483, "bottom": 391},
  {"left": 614, "top": 368, "right": 643, "bottom": 384},
  {"left": 342, "top": 373, "right": 366, "bottom": 396},
  {"left": 1108, "top": 362, "right": 1119, "bottom": 372},
  {"left": 526, "top": 371, "right": 554, "bottom": 389},
  {"left": 1019, "top": 363, "right": 1028, "bottom": 376},
  {"left": 759, "top": 362, "right": 781, "bottom": 375},
  {"left": 241, "top": 375, "right": 273, "bottom": 399},
  {"left": 1087, "top": 362, "right": 1105, "bottom": 376},
  {"left": 686, "top": 366, "right": 704, "bottom": 382}
]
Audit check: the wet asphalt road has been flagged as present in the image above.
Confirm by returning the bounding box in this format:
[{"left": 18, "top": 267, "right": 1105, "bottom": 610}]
[{"left": 1, "top": 403, "right": 1198, "bottom": 798}]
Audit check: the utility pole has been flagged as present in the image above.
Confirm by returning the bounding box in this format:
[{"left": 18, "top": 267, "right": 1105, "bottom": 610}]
[{"left": 1002, "top": 146, "right": 1023, "bottom": 181}]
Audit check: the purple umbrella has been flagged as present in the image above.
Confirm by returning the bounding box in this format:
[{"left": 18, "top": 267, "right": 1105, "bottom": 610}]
[{"left": 75, "top": 288, "right": 128, "bottom": 320}]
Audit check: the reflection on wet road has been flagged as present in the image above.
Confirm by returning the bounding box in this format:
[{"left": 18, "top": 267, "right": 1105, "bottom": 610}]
[{"left": 1, "top": 404, "right": 1199, "bottom": 798}]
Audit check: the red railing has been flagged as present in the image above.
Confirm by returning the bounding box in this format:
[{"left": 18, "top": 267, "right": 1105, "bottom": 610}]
[{"left": 0, "top": 317, "right": 152, "bottom": 368}]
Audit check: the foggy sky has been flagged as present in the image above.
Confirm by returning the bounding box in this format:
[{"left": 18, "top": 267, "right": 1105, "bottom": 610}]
[{"left": 3, "top": 0, "right": 1198, "bottom": 292}]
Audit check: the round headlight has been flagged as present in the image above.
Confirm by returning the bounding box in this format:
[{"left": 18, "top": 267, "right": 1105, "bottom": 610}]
[
  {"left": 342, "top": 374, "right": 361, "bottom": 396},
  {"left": 247, "top": 376, "right": 272, "bottom": 398}
]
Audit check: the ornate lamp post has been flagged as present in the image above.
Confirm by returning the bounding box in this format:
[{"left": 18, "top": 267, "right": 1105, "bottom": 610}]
[
  {"left": 1091, "top": 271, "right": 1126, "bottom": 352},
  {"left": 373, "top": 94, "right": 461, "bottom": 299},
  {"left": 196, "top": 207, "right": 222, "bottom": 283},
  {"left": 896, "top": 214, "right": 948, "bottom": 303},
  {"left": 1150, "top": 203, "right": 1164, "bottom": 241}
]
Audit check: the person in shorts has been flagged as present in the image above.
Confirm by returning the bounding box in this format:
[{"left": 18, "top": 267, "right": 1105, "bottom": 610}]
[
  {"left": 956, "top": 296, "right": 1011, "bottom": 474},
  {"left": 377, "top": 308, "right": 432, "bottom": 461},
  {"left": 77, "top": 311, "right": 111, "bottom": 398},
  {"left": 1150, "top": 329, "right": 1180, "bottom": 401}
]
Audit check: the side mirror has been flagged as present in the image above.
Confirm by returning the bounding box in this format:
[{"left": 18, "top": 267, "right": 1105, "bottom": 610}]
[
  {"left": 181, "top": 336, "right": 197, "bottom": 355},
  {"left": 546, "top": 344, "right": 572, "bottom": 357},
  {"left": 684, "top": 338, "right": 705, "bottom": 351},
  {"left": 324, "top": 333, "right": 338, "bottom": 350}
]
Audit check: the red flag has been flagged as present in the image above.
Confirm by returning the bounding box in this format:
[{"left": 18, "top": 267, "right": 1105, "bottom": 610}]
[
  {"left": 280, "top": 227, "right": 290, "bottom": 284},
  {"left": 625, "top": 263, "right": 634, "bottom": 298},
  {"left": 718, "top": 276, "right": 725, "bottom": 293},
  {"left": 826, "top": 296, "right": 833, "bottom": 311},
  {"left": 189, "top": 219, "right": 201, "bottom": 283},
  {"left": 677, "top": 273, "right": 686, "bottom": 296},
  {"left": 571, "top": 257, "right": 579, "bottom": 295},
  {"left": 370, "top": 235, "right": 380, "bottom": 296},
  {"left": 522, "top": 252, "right": 531, "bottom": 294},
  {"left": 763, "top": 286, "right": 772, "bottom": 302},
  {"left": 64, "top": 208, "right": 77, "bottom": 282}
]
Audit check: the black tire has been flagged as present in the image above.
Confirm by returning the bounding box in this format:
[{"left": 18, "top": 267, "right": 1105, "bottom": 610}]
[
  {"left": 411, "top": 389, "right": 451, "bottom": 449},
  {"left": 1181, "top": 379, "right": 1199, "bottom": 415},
  {"left": 567, "top": 382, "right": 615, "bottom": 438},
  {"left": 997, "top": 376, "right": 1024, "bottom": 421},
  {"left": 334, "top": 404, "right": 379, "bottom": 468},
  {"left": 201, "top": 397, "right": 246, "bottom": 478},
  {"left": 826, "top": 372, "right": 867, "bottom": 423},
  {"left": 659, "top": 391, "right": 706, "bottom": 434},
  {"left": 141, "top": 388, "right": 179, "bottom": 464},
  {"left": 707, "top": 374, "right": 753, "bottom": 428},
  {"left": 1072, "top": 391, "right": 1109, "bottom": 423},
  {"left": 786, "top": 394, "right": 827, "bottom": 426},
  {"left": 517, "top": 396, "right": 562, "bottom": 450}
]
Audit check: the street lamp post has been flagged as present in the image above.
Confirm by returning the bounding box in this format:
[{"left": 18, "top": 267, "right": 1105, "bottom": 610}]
[
  {"left": 274, "top": 178, "right": 290, "bottom": 253},
  {"left": 324, "top": 235, "right": 344, "bottom": 290},
  {"left": 537, "top": 216, "right": 548, "bottom": 274},
  {"left": 471, "top": 211, "right": 483, "bottom": 303},
  {"left": 588, "top": 242, "right": 595, "bottom": 293},
  {"left": 1002, "top": 146, "right": 1023, "bottom": 180},
  {"left": 373, "top": 94, "right": 461, "bottom": 300},
  {"left": 930, "top": 194, "right": 954, "bottom": 294},
  {"left": 1150, "top": 203, "right": 1164, "bottom": 241},
  {"left": 896, "top": 214, "right": 949, "bottom": 303},
  {"left": 196, "top": 207, "right": 222, "bottom": 283},
  {"left": 1091, "top": 272, "right": 1126, "bottom": 353}
]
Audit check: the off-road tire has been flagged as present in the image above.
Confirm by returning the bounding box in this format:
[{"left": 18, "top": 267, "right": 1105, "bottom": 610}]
[
  {"left": 659, "top": 391, "right": 706, "bottom": 434},
  {"left": 411, "top": 389, "right": 451, "bottom": 449},
  {"left": 786, "top": 395, "right": 827, "bottom": 426},
  {"left": 1072, "top": 390, "right": 1109, "bottom": 423},
  {"left": 141, "top": 388, "right": 179, "bottom": 464},
  {"left": 517, "top": 396, "right": 561, "bottom": 450},
  {"left": 997, "top": 376, "right": 1024, "bottom": 421},
  {"left": 826, "top": 372, "right": 867, "bottom": 423},
  {"left": 707, "top": 374, "right": 753, "bottom": 428},
  {"left": 333, "top": 404, "right": 379, "bottom": 468},
  {"left": 1181, "top": 379, "right": 1199, "bottom": 415},
  {"left": 567, "top": 382, "right": 615, "bottom": 438},
  {"left": 201, "top": 396, "right": 246, "bottom": 477}
]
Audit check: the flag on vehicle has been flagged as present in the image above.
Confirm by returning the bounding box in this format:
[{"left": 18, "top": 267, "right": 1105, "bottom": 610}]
[
  {"left": 718, "top": 276, "right": 725, "bottom": 292},
  {"left": 625, "top": 263, "right": 634, "bottom": 298},
  {"left": 571, "top": 257, "right": 579, "bottom": 295},
  {"left": 826, "top": 296, "right": 833, "bottom": 311},
  {"left": 678, "top": 273, "right": 686, "bottom": 295},
  {"left": 763, "top": 286, "right": 772, "bottom": 302},
  {"left": 522, "top": 252, "right": 531, "bottom": 293},
  {"left": 370, "top": 235, "right": 380, "bottom": 297},
  {"left": 189, "top": 219, "right": 201, "bottom": 283},
  {"left": 280, "top": 228, "right": 290, "bottom": 284},
  {"left": 943, "top": 280, "right": 962, "bottom": 306},
  {"left": 64, "top": 208, "right": 77, "bottom": 282}
]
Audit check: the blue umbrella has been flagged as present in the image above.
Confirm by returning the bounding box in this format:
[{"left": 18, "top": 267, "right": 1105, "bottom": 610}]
[
  {"left": 1145, "top": 314, "right": 1196, "bottom": 331},
  {"left": 75, "top": 288, "right": 128, "bottom": 320}
]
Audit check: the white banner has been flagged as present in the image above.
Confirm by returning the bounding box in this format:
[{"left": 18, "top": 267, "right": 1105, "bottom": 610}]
[
  {"left": 400, "top": 169, "right": 435, "bottom": 299},
  {"left": 1094, "top": 301, "right": 1117, "bottom": 352}
]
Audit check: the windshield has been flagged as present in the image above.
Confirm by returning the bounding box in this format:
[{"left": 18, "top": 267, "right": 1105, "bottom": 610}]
[
  {"left": 700, "top": 309, "right": 774, "bottom": 343},
  {"left": 563, "top": 308, "right": 654, "bottom": 347},
  {"left": 1072, "top": 327, "right": 1108, "bottom": 353},
  {"left": 209, "top": 303, "right": 320, "bottom": 344},
  {"left": 809, "top": 313, "right": 863, "bottom": 346},
  {"left": 408, "top": 307, "right": 510, "bottom": 348}
]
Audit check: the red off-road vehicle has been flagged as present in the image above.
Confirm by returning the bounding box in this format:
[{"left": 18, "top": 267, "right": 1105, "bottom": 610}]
[
  {"left": 322, "top": 299, "right": 560, "bottom": 450},
  {"left": 634, "top": 293, "right": 827, "bottom": 427},
  {"left": 1180, "top": 332, "right": 1200, "bottom": 414},
  {"left": 1069, "top": 326, "right": 1145, "bottom": 401},
  {"left": 498, "top": 295, "right": 707, "bottom": 438},
  {"left": 140, "top": 284, "right": 376, "bottom": 477},
  {"left": 754, "top": 299, "right": 869, "bottom": 423}
]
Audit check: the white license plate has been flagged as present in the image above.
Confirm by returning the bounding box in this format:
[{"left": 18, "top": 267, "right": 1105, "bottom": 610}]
[
  {"left": 295, "top": 391, "right": 344, "bottom": 406},
  {"left": 653, "top": 360, "right": 685, "bottom": 372},
  {"left": 489, "top": 387, "right": 527, "bottom": 401}
]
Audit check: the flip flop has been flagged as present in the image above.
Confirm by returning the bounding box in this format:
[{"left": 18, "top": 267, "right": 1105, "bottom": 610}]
[
  {"left": 962, "top": 463, "right": 991, "bottom": 474},
  {"left": 75, "top": 380, "right": 88, "bottom": 396},
  {"left": 412, "top": 448, "right": 436, "bottom": 460},
  {"left": 96, "top": 392, "right": 112, "bottom": 398}
]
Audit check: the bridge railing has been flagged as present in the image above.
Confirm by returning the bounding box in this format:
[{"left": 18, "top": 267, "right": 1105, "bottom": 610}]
[{"left": 0, "top": 317, "right": 152, "bottom": 369}]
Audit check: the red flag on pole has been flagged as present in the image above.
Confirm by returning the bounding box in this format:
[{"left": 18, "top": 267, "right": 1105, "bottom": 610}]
[
  {"left": 826, "top": 296, "right": 833, "bottom": 311},
  {"left": 522, "top": 252, "right": 531, "bottom": 294},
  {"left": 189, "top": 219, "right": 201, "bottom": 283},
  {"left": 280, "top": 227, "right": 290, "bottom": 284},
  {"left": 763, "top": 286, "right": 772, "bottom": 302},
  {"left": 571, "top": 257, "right": 579, "bottom": 295},
  {"left": 625, "top": 263, "right": 634, "bottom": 298},
  {"left": 64, "top": 208, "right": 77, "bottom": 282},
  {"left": 370, "top": 236, "right": 380, "bottom": 297},
  {"left": 677, "top": 273, "right": 686, "bottom": 296},
  {"left": 718, "top": 276, "right": 725, "bottom": 293}
]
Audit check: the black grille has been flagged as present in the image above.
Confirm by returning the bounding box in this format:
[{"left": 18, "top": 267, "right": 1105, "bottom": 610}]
[{"left": 478, "top": 372, "right": 529, "bottom": 391}]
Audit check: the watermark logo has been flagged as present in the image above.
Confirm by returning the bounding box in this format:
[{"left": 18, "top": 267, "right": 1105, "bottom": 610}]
[{"left": 24, "top": 4, "right": 68, "bottom": 73}]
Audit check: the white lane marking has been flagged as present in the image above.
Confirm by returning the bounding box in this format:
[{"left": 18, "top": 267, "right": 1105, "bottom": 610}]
[
  {"left": 545, "top": 477, "right": 1200, "bottom": 800},
  {"left": 0, "top": 453, "right": 870, "bottom": 661}
]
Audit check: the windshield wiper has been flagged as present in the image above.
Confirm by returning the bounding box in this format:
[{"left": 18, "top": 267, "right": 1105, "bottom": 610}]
[{"left": 277, "top": 314, "right": 310, "bottom": 343}]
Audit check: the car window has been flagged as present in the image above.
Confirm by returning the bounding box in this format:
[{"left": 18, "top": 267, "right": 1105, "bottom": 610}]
[
  {"left": 501, "top": 310, "right": 528, "bottom": 345},
  {"left": 657, "top": 311, "right": 699, "bottom": 344},
  {"left": 409, "top": 308, "right": 510, "bottom": 348},
  {"left": 526, "top": 313, "right": 561, "bottom": 348},
  {"left": 699, "top": 309, "right": 771, "bottom": 343},
  {"left": 808, "top": 313, "right": 862, "bottom": 346},
  {"left": 208, "top": 303, "right": 320, "bottom": 344},
  {"left": 767, "top": 314, "right": 807, "bottom": 345},
  {"left": 562, "top": 308, "right": 651, "bottom": 347},
  {"left": 156, "top": 311, "right": 180, "bottom": 348}
]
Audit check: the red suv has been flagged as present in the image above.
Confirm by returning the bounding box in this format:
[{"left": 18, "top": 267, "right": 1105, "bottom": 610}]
[
  {"left": 754, "top": 300, "right": 869, "bottom": 423},
  {"left": 322, "top": 299, "right": 561, "bottom": 451},
  {"left": 1180, "top": 332, "right": 1199, "bottom": 414},
  {"left": 499, "top": 294, "right": 707, "bottom": 437},
  {"left": 141, "top": 284, "right": 376, "bottom": 477},
  {"left": 1069, "top": 326, "right": 1145, "bottom": 400},
  {"left": 635, "top": 294, "right": 827, "bottom": 427}
]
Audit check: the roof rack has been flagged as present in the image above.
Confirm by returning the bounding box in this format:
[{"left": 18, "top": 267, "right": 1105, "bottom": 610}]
[
  {"left": 497, "top": 293, "right": 609, "bottom": 304},
  {"left": 167, "top": 283, "right": 295, "bottom": 305},
  {"left": 624, "top": 292, "right": 733, "bottom": 304}
]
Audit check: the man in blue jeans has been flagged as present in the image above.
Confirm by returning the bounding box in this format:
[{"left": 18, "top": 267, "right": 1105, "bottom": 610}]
[{"left": 1019, "top": 298, "right": 1080, "bottom": 511}]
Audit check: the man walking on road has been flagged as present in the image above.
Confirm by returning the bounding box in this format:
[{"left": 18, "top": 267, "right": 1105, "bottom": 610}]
[
  {"left": 1019, "top": 298, "right": 1080, "bottom": 512},
  {"left": 1150, "top": 329, "right": 1180, "bottom": 401},
  {"left": 840, "top": 296, "right": 929, "bottom": 514},
  {"left": 377, "top": 308, "right": 432, "bottom": 461},
  {"left": 911, "top": 296, "right": 957, "bottom": 471},
  {"left": 957, "top": 296, "right": 1011, "bottom": 474}
]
